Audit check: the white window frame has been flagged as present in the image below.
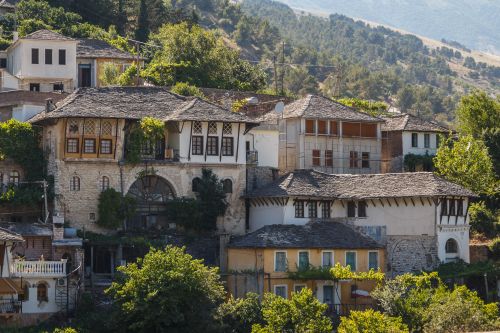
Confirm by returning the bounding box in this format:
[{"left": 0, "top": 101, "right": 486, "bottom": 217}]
[
  {"left": 297, "top": 250, "right": 310, "bottom": 270},
  {"left": 321, "top": 250, "right": 334, "bottom": 268},
  {"left": 345, "top": 251, "right": 357, "bottom": 271},
  {"left": 368, "top": 251, "right": 379, "bottom": 270},
  {"left": 293, "top": 284, "right": 306, "bottom": 293},
  {"left": 274, "top": 251, "right": 287, "bottom": 272},
  {"left": 274, "top": 284, "right": 288, "bottom": 298}
]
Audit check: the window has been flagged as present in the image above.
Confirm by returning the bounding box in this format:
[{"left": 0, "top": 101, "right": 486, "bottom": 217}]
[
  {"left": 325, "top": 150, "right": 333, "bottom": 167},
  {"left": 192, "top": 177, "right": 201, "bottom": 192},
  {"left": 53, "top": 83, "right": 64, "bottom": 92},
  {"left": 274, "top": 251, "right": 287, "bottom": 272},
  {"left": 322, "top": 251, "right": 333, "bottom": 268},
  {"left": 457, "top": 199, "right": 464, "bottom": 216},
  {"left": 305, "top": 119, "right": 315, "bottom": 134},
  {"left": 368, "top": 251, "right": 379, "bottom": 270},
  {"left": 222, "top": 123, "right": 232, "bottom": 135},
  {"left": 345, "top": 251, "right": 356, "bottom": 271},
  {"left": 318, "top": 120, "right": 327, "bottom": 134},
  {"left": 322, "top": 201, "right": 331, "bottom": 218},
  {"left": 330, "top": 121, "right": 338, "bottom": 136},
  {"left": 308, "top": 201, "right": 317, "bottom": 218},
  {"left": 207, "top": 137, "right": 218, "bottom": 155},
  {"left": 298, "top": 251, "right": 309, "bottom": 270},
  {"left": 208, "top": 122, "right": 217, "bottom": 134},
  {"left": 445, "top": 239, "right": 458, "bottom": 254},
  {"left": 84, "top": 139, "right": 96, "bottom": 154},
  {"left": 9, "top": 171, "right": 19, "bottom": 185},
  {"left": 424, "top": 133, "right": 430, "bottom": 148},
  {"left": 31, "top": 48, "right": 39, "bottom": 64},
  {"left": 0, "top": 58, "right": 6, "bottom": 68},
  {"left": 274, "top": 285, "right": 287, "bottom": 298},
  {"left": 192, "top": 121, "right": 202, "bottom": 134},
  {"left": 347, "top": 201, "right": 356, "bottom": 217},
  {"left": 84, "top": 120, "right": 96, "bottom": 135},
  {"left": 89, "top": 213, "right": 96, "bottom": 221},
  {"left": 312, "top": 149, "right": 320, "bottom": 166},
  {"left": 100, "top": 139, "right": 112, "bottom": 154},
  {"left": 30, "top": 83, "right": 40, "bottom": 92},
  {"left": 448, "top": 199, "right": 456, "bottom": 216},
  {"left": 192, "top": 136, "right": 203, "bottom": 155},
  {"left": 223, "top": 179, "right": 232, "bottom": 194},
  {"left": 44, "top": 49, "right": 52, "bottom": 65},
  {"left": 361, "top": 152, "right": 370, "bottom": 168},
  {"left": 222, "top": 137, "right": 234, "bottom": 156},
  {"left": 440, "top": 199, "right": 448, "bottom": 216},
  {"left": 349, "top": 151, "right": 359, "bottom": 168},
  {"left": 37, "top": 283, "right": 48, "bottom": 302},
  {"left": 70, "top": 176, "right": 80, "bottom": 191},
  {"left": 411, "top": 133, "right": 418, "bottom": 147},
  {"left": 358, "top": 201, "right": 367, "bottom": 218},
  {"left": 295, "top": 200, "right": 304, "bottom": 218},
  {"left": 58, "top": 49, "right": 66, "bottom": 65},
  {"left": 101, "top": 176, "right": 110, "bottom": 191},
  {"left": 294, "top": 285, "right": 305, "bottom": 293},
  {"left": 68, "top": 119, "right": 79, "bottom": 134},
  {"left": 323, "top": 285, "right": 334, "bottom": 304},
  {"left": 66, "top": 138, "right": 79, "bottom": 153},
  {"left": 101, "top": 121, "right": 112, "bottom": 136}
]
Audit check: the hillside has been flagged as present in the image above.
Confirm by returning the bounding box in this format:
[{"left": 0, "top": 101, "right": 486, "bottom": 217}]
[{"left": 275, "top": 0, "right": 500, "bottom": 55}]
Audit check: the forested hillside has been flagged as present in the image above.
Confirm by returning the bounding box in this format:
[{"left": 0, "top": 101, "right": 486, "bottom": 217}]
[{"left": 0, "top": 0, "right": 498, "bottom": 125}]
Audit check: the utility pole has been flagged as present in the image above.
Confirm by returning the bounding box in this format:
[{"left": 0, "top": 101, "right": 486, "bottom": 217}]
[
  {"left": 280, "top": 41, "right": 285, "bottom": 96},
  {"left": 136, "top": 41, "right": 140, "bottom": 86},
  {"left": 273, "top": 55, "right": 278, "bottom": 95}
]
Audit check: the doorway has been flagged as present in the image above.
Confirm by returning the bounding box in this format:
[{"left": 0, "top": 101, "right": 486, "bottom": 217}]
[{"left": 78, "top": 64, "right": 92, "bottom": 87}]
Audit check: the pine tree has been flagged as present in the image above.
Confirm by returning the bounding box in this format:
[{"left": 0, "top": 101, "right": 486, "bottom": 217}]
[{"left": 135, "top": 0, "right": 149, "bottom": 41}]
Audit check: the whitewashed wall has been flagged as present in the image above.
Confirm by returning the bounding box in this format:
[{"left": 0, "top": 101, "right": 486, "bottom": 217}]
[
  {"left": 12, "top": 104, "right": 44, "bottom": 121},
  {"left": 21, "top": 279, "right": 59, "bottom": 314},
  {"left": 402, "top": 132, "right": 440, "bottom": 156},
  {"left": 248, "top": 128, "right": 279, "bottom": 168}
]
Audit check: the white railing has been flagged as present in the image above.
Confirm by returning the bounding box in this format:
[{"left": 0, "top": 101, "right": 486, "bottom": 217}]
[{"left": 10, "top": 259, "right": 67, "bottom": 278}]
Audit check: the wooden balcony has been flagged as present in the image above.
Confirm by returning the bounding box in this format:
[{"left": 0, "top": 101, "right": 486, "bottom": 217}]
[{"left": 10, "top": 259, "right": 67, "bottom": 278}]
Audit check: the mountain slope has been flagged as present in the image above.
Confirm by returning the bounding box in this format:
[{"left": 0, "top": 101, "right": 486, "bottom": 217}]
[{"left": 276, "top": 0, "right": 500, "bottom": 55}]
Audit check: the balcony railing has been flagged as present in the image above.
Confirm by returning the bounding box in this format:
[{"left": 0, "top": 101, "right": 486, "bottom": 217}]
[
  {"left": 0, "top": 300, "right": 21, "bottom": 315},
  {"left": 11, "top": 259, "right": 67, "bottom": 278},
  {"left": 246, "top": 150, "right": 258, "bottom": 164}
]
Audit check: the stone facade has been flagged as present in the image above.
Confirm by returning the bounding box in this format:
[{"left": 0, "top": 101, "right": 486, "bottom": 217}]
[{"left": 386, "top": 235, "right": 439, "bottom": 277}]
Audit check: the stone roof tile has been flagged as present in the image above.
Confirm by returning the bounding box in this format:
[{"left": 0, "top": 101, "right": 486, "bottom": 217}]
[
  {"left": 77, "top": 39, "right": 140, "bottom": 60},
  {"left": 22, "top": 29, "right": 75, "bottom": 41},
  {"left": 381, "top": 114, "right": 449, "bottom": 132},
  {"left": 0, "top": 227, "right": 24, "bottom": 242}
]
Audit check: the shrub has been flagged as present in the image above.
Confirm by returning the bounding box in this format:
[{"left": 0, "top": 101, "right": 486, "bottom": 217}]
[
  {"left": 338, "top": 309, "right": 409, "bottom": 333},
  {"left": 216, "top": 293, "right": 263, "bottom": 333},
  {"left": 489, "top": 238, "right": 500, "bottom": 260},
  {"left": 97, "top": 188, "right": 136, "bottom": 229},
  {"left": 171, "top": 82, "right": 205, "bottom": 97},
  {"left": 469, "top": 202, "right": 497, "bottom": 237}
]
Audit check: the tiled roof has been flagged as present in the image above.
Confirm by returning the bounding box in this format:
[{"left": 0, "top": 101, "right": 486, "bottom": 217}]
[
  {"left": 29, "top": 87, "right": 257, "bottom": 124},
  {"left": 381, "top": 114, "right": 449, "bottom": 132},
  {"left": 0, "top": 227, "right": 24, "bottom": 242},
  {"left": 0, "top": 0, "right": 17, "bottom": 9},
  {"left": 0, "top": 223, "right": 52, "bottom": 237},
  {"left": 77, "top": 39, "right": 139, "bottom": 60},
  {"left": 228, "top": 222, "right": 383, "bottom": 249},
  {"left": 284, "top": 95, "right": 382, "bottom": 122},
  {"left": 245, "top": 169, "right": 475, "bottom": 199},
  {"left": 22, "top": 29, "right": 75, "bottom": 41}
]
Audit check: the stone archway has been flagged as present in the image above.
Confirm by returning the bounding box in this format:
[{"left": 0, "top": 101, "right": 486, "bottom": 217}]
[{"left": 126, "top": 175, "right": 176, "bottom": 230}]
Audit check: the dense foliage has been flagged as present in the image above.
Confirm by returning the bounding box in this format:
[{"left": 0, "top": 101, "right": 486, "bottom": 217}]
[
  {"left": 170, "top": 82, "right": 205, "bottom": 97},
  {"left": 97, "top": 189, "right": 136, "bottom": 229},
  {"left": 107, "top": 246, "right": 226, "bottom": 333},
  {"left": 456, "top": 91, "right": 500, "bottom": 138},
  {"left": 125, "top": 117, "right": 165, "bottom": 164},
  {"left": 338, "top": 309, "right": 409, "bottom": 333},
  {"left": 216, "top": 293, "right": 264, "bottom": 333}
]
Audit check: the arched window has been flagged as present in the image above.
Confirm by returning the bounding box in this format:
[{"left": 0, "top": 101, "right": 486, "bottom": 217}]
[
  {"left": 223, "top": 179, "right": 233, "bottom": 194},
  {"left": 70, "top": 176, "right": 80, "bottom": 191},
  {"left": 101, "top": 176, "right": 110, "bottom": 191},
  {"left": 37, "top": 282, "right": 48, "bottom": 302},
  {"left": 192, "top": 177, "right": 201, "bottom": 192},
  {"left": 445, "top": 238, "right": 458, "bottom": 254},
  {"left": 9, "top": 171, "right": 19, "bottom": 185}
]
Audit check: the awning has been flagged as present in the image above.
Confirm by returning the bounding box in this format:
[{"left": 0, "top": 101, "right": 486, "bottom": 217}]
[{"left": 0, "top": 278, "right": 23, "bottom": 295}]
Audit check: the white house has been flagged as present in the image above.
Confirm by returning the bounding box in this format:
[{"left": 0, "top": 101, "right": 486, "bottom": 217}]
[
  {"left": 245, "top": 169, "right": 474, "bottom": 276},
  {"left": 381, "top": 113, "right": 449, "bottom": 172}
]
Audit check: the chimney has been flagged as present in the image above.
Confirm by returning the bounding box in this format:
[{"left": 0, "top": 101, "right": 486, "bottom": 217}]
[
  {"left": 46, "top": 98, "right": 55, "bottom": 112},
  {"left": 12, "top": 31, "right": 18, "bottom": 42}
]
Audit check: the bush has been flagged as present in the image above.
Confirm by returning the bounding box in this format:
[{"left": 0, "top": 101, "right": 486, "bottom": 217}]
[
  {"left": 216, "top": 293, "right": 263, "bottom": 333},
  {"left": 97, "top": 189, "right": 136, "bottom": 229},
  {"left": 489, "top": 238, "right": 500, "bottom": 260},
  {"left": 338, "top": 309, "right": 409, "bottom": 333},
  {"left": 469, "top": 202, "right": 497, "bottom": 237},
  {"left": 171, "top": 82, "right": 205, "bottom": 97}
]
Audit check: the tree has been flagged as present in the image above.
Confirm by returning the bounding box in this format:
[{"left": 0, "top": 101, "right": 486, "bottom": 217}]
[
  {"left": 482, "top": 128, "right": 500, "bottom": 178},
  {"left": 251, "top": 288, "right": 332, "bottom": 333},
  {"left": 216, "top": 293, "right": 264, "bottom": 333},
  {"left": 97, "top": 189, "right": 136, "bottom": 229},
  {"left": 196, "top": 168, "right": 228, "bottom": 230},
  {"left": 135, "top": 0, "right": 149, "bottom": 42},
  {"left": 338, "top": 309, "right": 409, "bottom": 333},
  {"left": 468, "top": 202, "right": 498, "bottom": 237},
  {"left": 171, "top": 82, "right": 205, "bottom": 97},
  {"left": 434, "top": 135, "right": 497, "bottom": 194},
  {"left": 99, "top": 62, "right": 120, "bottom": 86},
  {"left": 456, "top": 91, "right": 500, "bottom": 138},
  {"left": 396, "top": 86, "right": 415, "bottom": 112},
  {"left": 107, "top": 246, "right": 226, "bottom": 333}
]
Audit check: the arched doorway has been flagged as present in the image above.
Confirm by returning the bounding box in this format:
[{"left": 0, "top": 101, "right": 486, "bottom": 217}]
[{"left": 126, "top": 175, "right": 176, "bottom": 230}]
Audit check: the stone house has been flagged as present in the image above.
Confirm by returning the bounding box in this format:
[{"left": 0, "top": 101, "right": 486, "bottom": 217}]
[
  {"left": 243, "top": 169, "right": 475, "bottom": 276},
  {"left": 381, "top": 113, "right": 449, "bottom": 173},
  {"left": 226, "top": 222, "right": 384, "bottom": 314}
]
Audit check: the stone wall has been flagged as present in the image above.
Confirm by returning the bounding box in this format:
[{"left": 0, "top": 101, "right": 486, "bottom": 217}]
[
  {"left": 386, "top": 235, "right": 439, "bottom": 277},
  {"left": 246, "top": 166, "right": 278, "bottom": 192},
  {"left": 469, "top": 244, "right": 489, "bottom": 263}
]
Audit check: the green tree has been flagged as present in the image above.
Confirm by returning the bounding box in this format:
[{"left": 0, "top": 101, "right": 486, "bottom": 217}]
[
  {"left": 171, "top": 82, "right": 205, "bottom": 97},
  {"left": 97, "top": 188, "right": 136, "bottom": 229},
  {"left": 99, "top": 62, "right": 120, "bottom": 86},
  {"left": 135, "top": 0, "right": 149, "bottom": 42},
  {"left": 434, "top": 135, "right": 497, "bottom": 194},
  {"left": 107, "top": 246, "right": 226, "bottom": 333},
  {"left": 251, "top": 288, "right": 332, "bottom": 333},
  {"left": 482, "top": 128, "right": 500, "bottom": 178},
  {"left": 216, "top": 293, "right": 264, "bottom": 333},
  {"left": 456, "top": 91, "right": 500, "bottom": 138},
  {"left": 468, "top": 201, "right": 498, "bottom": 237},
  {"left": 338, "top": 309, "right": 409, "bottom": 333},
  {"left": 396, "top": 86, "right": 415, "bottom": 112},
  {"left": 196, "top": 168, "right": 228, "bottom": 230}
]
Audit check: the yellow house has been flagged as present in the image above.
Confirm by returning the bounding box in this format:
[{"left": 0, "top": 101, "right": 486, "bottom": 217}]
[{"left": 226, "top": 222, "right": 385, "bottom": 314}]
